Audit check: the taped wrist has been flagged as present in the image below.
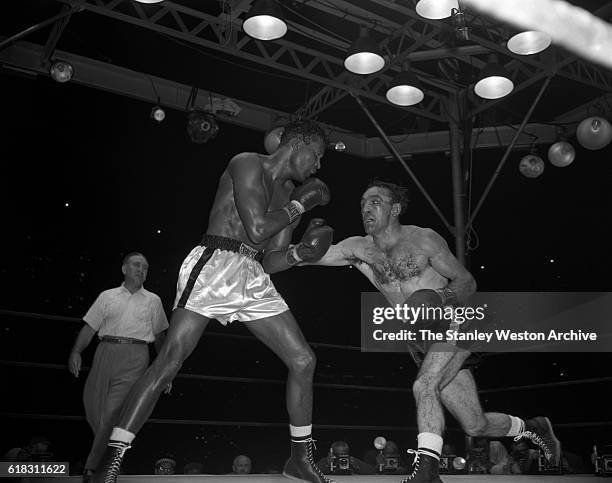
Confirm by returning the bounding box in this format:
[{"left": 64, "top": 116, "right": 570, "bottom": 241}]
[
  {"left": 283, "top": 200, "right": 305, "bottom": 224},
  {"left": 435, "top": 286, "right": 458, "bottom": 306},
  {"left": 286, "top": 244, "right": 303, "bottom": 266}
]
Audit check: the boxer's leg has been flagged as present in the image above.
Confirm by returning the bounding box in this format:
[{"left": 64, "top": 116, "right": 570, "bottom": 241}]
[
  {"left": 91, "top": 308, "right": 209, "bottom": 483},
  {"left": 403, "top": 345, "right": 470, "bottom": 482},
  {"left": 440, "top": 368, "right": 512, "bottom": 437},
  {"left": 246, "top": 310, "right": 330, "bottom": 483},
  {"left": 440, "top": 365, "right": 561, "bottom": 465}
]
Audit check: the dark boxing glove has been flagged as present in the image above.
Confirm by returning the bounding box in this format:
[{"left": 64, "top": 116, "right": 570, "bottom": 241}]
[
  {"left": 283, "top": 178, "right": 331, "bottom": 223},
  {"left": 405, "top": 288, "right": 458, "bottom": 331},
  {"left": 286, "top": 218, "right": 333, "bottom": 265}
]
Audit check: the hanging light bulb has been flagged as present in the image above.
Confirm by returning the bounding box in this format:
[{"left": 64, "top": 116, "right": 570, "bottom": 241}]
[
  {"left": 344, "top": 27, "right": 384, "bottom": 75},
  {"left": 507, "top": 31, "right": 551, "bottom": 55},
  {"left": 519, "top": 149, "right": 545, "bottom": 178},
  {"left": 50, "top": 60, "right": 74, "bottom": 83},
  {"left": 133, "top": 0, "right": 164, "bottom": 3},
  {"left": 576, "top": 116, "right": 612, "bottom": 150},
  {"left": 416, "top": 0, "right": 459, "bottom": 19},
  {"left": 151, "top": 105, "right": 165, "bottom": 123},
  {"left": 548, "top": 141, "right": 575, "bottom": 167},
  {"left": 548, "top": 128, "right": 575, "bottom": 167},
  {"left": 386, "top": 67, "right": 424, "bottom": 106},
  {"left": 243, "top": 0, "right": 287, "bottom": 41},
  {"left": 474, "top": 55, "right": 513, "bottom": 99}
]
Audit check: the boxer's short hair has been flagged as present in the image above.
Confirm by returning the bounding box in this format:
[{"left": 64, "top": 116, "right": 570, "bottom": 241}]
[
  {"left": 280, "top": 119, "right": 328, "bottom": 147},
  {"left": 367, "top": 179, "right": 410, "bottom": 215}
]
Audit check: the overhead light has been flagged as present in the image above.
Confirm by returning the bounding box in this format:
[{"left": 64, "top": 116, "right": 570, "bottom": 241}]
[
  {"left": 151, "top": 105, "right": 165, "bottom": 123},
  {"left": 548, "top": 141, "right": 575, "bottom": 167},
  {"left": 519, "top": 149, "right": 545, "bottom": 178},
  {"left": 507, "top": 31, "right": 551, "bottom": 55},
  {"left": 49, "top": 60, "right": 73, "bottom": 83},
  {"left": 330, "top": 140, "right": 346, "bottom": 152},
  {"left": 133, "top": 0, "right": 164, "bottom": 3},
  {"left": 474, "top": 55, "right": 513, "bottom": 99},
  {"left": 386, "top": 67, "right": 424, "bottom": 106},
  {"left": 186, "top": 110, "right": 219, "bottom": 144},
  {"left": 576, "top": 116, "right": 612, "bottom": 150},
  {"left": 416, "top": 0, "right": 459, "bottom": 19},
  {"left": 243, "top": 0, "right": 287, "bottom": 41},
  {"left": 548, "top": 128, "right": 575, "bottom": 167},
  {"left": 344, "top": 27, "right": 384, "bottom": 75}
]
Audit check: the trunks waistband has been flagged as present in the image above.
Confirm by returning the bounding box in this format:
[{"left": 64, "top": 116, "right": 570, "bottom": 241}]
[
  {"left": 101, "top": 336, "right": 148, "bottom": 345},
  {"left": 200, "top": 234, "right": 264, "bottom": 263}
]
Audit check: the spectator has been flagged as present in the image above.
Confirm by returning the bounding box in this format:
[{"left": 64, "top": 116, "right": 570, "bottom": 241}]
[
  {"left": 317, "top": 441, "right": 376, "bottom": 475},
  {"left": 183, "top": 462, "right": 204, "bottom": 474},
  {"left": 364, "top": 440, "right": 409, "bottom": 474},
  {"left": 154, "top": 456, "right": 176, "bottom": 475},
  {"left": 2, "top": 436, "right": 53, "bottom": 462},
  {"left": 67, "top": 252, "right": 169, "bottom": 477},
  {"left": 489, "top": 439, "right": 539, "bottom": 475},
  {"left": 232, "top": 455, "right": 252, "bottom": 475}
]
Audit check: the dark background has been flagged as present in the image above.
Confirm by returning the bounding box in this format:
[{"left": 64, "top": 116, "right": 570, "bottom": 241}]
[{"left": 1, "top": 7, "right": 612, "bottom": 472}]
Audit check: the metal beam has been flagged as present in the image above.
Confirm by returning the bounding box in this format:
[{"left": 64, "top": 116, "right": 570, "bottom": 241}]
[
  {"left": 51, "top": 0, "right": 447, "bottom": 122},
  {"left": 0, "top": 41, "right": 573, "bottom": 158},
  {"left": 0, "top": 39, "right": 367, "bottom": 156}
]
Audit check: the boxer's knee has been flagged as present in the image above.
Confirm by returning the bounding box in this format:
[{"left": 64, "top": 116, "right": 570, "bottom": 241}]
[
  {"left": 289, "top": 348, "right": 316, "bottom": 377},
  {"left": 413, "top": 373, "right": 442, "bottom": 398},
  {"left": 462, "top": 417, "right": 488, "bottom": 437}
]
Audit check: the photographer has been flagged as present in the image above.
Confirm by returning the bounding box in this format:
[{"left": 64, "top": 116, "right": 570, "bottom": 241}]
[
  {"left": 364, "top": 440, "right": 410, "bottom": 474},
  {"left": 317, "top": 441, "right": 376, "bottom": 475}
]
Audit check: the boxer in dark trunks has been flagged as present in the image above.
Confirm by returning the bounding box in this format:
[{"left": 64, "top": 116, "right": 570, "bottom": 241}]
[
  {"left": 92, "top": 120, "right": 335, "bottom": 483},
  {"left": 311, "top": 180, "right": 561, "bottom": 482}
]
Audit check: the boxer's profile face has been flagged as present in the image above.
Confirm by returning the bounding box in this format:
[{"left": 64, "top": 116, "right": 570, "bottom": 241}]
[
  {"left": 361, "top": 186, "right": 394, "bottom": 234},
  {"left": 290, "top": 136, "right": 324, "bottom": 181}
]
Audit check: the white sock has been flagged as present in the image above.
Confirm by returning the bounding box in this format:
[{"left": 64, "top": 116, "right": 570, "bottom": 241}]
[
  {"left": 110, "top": 427, "right": 135, "bottom": 444},
  {"left": 417, "top": 432, "right": 443, "bottom": 460},
  {"left": 290, "top": 424, "right": 312, "bottom": 438},
  {"left": 506, "top": 415, "right": 525, "bottom": 437}
]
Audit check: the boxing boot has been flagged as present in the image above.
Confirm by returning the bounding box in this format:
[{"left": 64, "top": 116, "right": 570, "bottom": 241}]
[
  {"left": 515, "top": 417, "right": 562, "bottom": 466},
  {"left": 283, "top": 437, "right": 334, "bottom": 483},
  {"left": 89, "top": 441, "right": 130, "bottom": 483},
  {"left": 400, "top": 450, "right": 443, "bottom": 483}
]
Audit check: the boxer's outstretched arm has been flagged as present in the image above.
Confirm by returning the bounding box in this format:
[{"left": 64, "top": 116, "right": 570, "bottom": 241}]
[
  {"left": 230, "top": 154, "right": 294, "bottom": 244},
  {"left": 306, "top": 236, "right": 364, "bottom": 266},
  {"left": 421, "top": 229, "right": 476, "bottom": 302}
]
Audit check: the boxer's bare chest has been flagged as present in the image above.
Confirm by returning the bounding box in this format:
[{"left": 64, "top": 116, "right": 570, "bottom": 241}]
[{"left": 359, "top": 239, "right": 428, "bottom": 286}]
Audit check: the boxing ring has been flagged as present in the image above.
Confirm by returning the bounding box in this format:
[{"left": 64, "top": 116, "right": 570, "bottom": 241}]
[
  {"left": 46, "top": 474, "right": 600, "bottom": 482},
  {"left": 1, "top": 309, "right": 610, "bottom": 482}
]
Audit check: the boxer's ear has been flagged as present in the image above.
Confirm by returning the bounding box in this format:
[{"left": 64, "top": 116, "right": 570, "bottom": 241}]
[
  {"left": 291, "top": 139, "right": 303, "bottom": 151},
  {"left": 391, "top": 202, "right": 401, "bottom": 217}
]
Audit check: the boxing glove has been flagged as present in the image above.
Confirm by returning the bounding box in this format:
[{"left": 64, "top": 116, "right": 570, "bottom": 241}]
[
  {"left": 286, "top": 218, "right": 333, "bottom": 265},
  {"left": 283, "top": 178, "right": 330, "bottom": 223}
]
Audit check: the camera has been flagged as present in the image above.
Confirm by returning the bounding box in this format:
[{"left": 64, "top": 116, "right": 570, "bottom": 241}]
[
  {"left": 380, "top": 456, "right": 399, "bottom": 473},
  {"left": 593, "top": 444, "right": 612, "bottom": 476},
  {"left": 330, "top": 454, "right": 351, "bottom": 474}
]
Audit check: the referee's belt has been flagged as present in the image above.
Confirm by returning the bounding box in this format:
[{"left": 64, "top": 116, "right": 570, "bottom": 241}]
[
  {"left": 101, "top": 336, "right": 148, "bottom": 345},
  {"left": 200, "top": 234, "right": 264, "bottom": 263}
]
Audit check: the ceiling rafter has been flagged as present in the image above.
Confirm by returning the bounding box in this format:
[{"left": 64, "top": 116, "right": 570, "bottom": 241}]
[{"left": 52, "top": 0, "right": 448, "bottom": 122}]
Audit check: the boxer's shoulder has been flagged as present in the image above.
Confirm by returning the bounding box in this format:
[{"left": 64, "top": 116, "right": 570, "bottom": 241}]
[
  {"left": 228, "top": 152, "right": 265, "bottom": 171},
  {"left": 403, "top": 225, "right": 445, "bottom": 253}
]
